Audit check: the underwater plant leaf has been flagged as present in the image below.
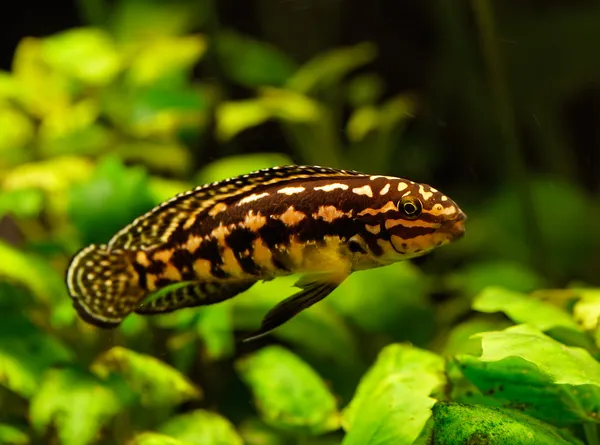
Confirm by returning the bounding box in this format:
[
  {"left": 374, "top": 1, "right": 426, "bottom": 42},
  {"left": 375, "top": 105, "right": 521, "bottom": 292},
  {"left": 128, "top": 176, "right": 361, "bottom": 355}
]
[
  {"left": 128, "top": 432, "right": 188, "bottom": 445},
  {"left": 329, "top": 261, "right": 435, "bottom": 345},
  {"left": 127, "top": 35, "right": 207, "bottom": 86},
  {"left": 343, "top": 343, "right": 445, "bottom": 430},
  {"left": 91, "top": 346, "right": 201, "bottom": 408},
  {"left": 157, "top": 409, "right": 243, "bottom": 445},
  {"left": 232, "top": 275, "right": 359, "bottom": 367},
  {"left": 456, "top": 325, "right": 600, "bottom": 425},
  {"left": 342, "top": 378, "right": 436, "bottom": 445},
  {"left": 472, "top": 286, "right": 593, "bottom": 349},
  {"left": 0, "top": 423, "right": 30, "bottom": 445},
  {"left": 195, "top": 303, "right": 235, "bottom": 361},
  {"left": 215, "top": 30, "right": 297, "bottom": 87},
  {"left": 68, "top": 156, "right": 155, "bottom": 245},
  {"left": 195, "top": 153, "right": 293, "bottom": 184},
  {"left": 428, "top": 403, "right": 584, "bottom": 445},
  {"left": 473, "top": 287, "right": 580, "bottom": 331},
  {"left": 29, "top": 367, "right": 122, "bottom": 445},
  {"left": 0, "top": 313, "right": 72, "bottom": 398},
  {"left": 0, "top": 241, "right": 66, "bottom": 305},
  {"left": 41, "top": 28, "right": 121, "bottom": 86},
  {"left": 236, "top": 345, "right": 339, "bottom": 435},
  {"left": 288, "top": 43, "right": 377, "bottom": 94}
]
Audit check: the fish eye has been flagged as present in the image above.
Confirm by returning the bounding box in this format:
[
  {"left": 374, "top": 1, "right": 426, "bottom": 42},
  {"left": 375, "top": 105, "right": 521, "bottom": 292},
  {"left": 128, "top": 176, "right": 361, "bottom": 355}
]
[{"left": 399, "top": 196, "right": 422, "bottom": 219}]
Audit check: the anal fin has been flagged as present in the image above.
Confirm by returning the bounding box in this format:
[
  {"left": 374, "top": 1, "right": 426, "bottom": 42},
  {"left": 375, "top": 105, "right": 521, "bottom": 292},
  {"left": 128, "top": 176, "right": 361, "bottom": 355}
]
[
  {"left": 242, "top": 276, "right": 341, "bottom": 342},
  {"left": 135, "top": 280, "right": 255, "bottom": 315}
]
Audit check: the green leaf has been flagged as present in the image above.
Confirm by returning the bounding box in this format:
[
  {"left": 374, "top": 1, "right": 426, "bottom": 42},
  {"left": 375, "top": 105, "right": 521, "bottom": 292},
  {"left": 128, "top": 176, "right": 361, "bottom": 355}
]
[
  {"left": 41, "top": 28, "right": 121, "bottom": 86},
  {"left": 232, "top": 276, "right": 359, "bottom": 367},
  {"left": 215, "top": 100, "right": 273, "bottom": 141},
  {"left": 29, "top": 367, "right": 123, "bottom": 445},
  {"left": 473, "top": 287, "right": 593, "bottom": 349},
  {"left": 443, "top": 316, "right": 513, "bottom": 356},
  {"left": 0, "top": 424, "right": 29, "bottom": 445},
  {"left": 236, "top": 345, "right": 340, "bottom": 435},
  {"left": 456, "top": 324, "right": 600, "bottom": 425},
  {"left": 91, "top": 346, "right": 201, "bottom": 407},
  {"left": 342, "top": 378, "right": 436, "bottom": 445},
  {"left": 288, "top": 43, "right": 377, "bottom": 94},
  {"left": 0, "top": 313, "right": 72, "bottom": 398},
  {"left": 195, "top": 153, "right": 293, "bottom": 184},
  {"left": 448, "top": 260, "right": 547, "bottom": 297},
  {"left": 573, "top": 289, "right": 600, "bottom": 332},
  {"left": 473, "top": 287, "right": 580, "bottom": 331},
  {"left": 157, "top": 409, "right": 243, "bottom": 445},
  {"left": 127, "top": 35, "right": 207, "bottom": 86},
  {"left": 68, "top": 156, "right": 155, "bottom": 245},
  {"left": 0, "top": 106, "right": 34, "bottom": 161},
  {"left": 195, "top": 303, "right": 235, "bottom": 361},
  {"left": 343, "top": 344, "right": 445, "bottom": 430},
  {"left": 215, "top": 30, "right": 297, "bottom": 87},
  {"left": 238, "top": 418, "right": 288, "bottom": 445},
  {"left": 429, "top": 403, "right": 584, "bottom": 445},
  {"left": 0, "top": 189, "right": 44, "bottom": 220},
  {"left": 129, "top": 433, "right": 188, "bottom": 445},
  {"left": 116, "top": 141, "right": 194, "bottom": 176},
  {"left": 346, "top": 74, "right": 384, "bottom": 107},
  {"left": 329, "top": 262, "right": 434, "bottom": 344}
]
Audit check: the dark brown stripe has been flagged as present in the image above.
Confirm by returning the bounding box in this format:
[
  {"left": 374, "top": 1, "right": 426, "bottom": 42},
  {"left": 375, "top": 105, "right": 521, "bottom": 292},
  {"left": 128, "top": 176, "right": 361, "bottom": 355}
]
[{"left": 226, "top": 227, "right": 258, "bottom": 254}]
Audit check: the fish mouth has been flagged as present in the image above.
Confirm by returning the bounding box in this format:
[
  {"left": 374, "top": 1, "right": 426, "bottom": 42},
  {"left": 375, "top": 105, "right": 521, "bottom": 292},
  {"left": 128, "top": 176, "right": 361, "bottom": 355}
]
[{"left": 441, "top": 211, "right": 467, "bottom": 241}]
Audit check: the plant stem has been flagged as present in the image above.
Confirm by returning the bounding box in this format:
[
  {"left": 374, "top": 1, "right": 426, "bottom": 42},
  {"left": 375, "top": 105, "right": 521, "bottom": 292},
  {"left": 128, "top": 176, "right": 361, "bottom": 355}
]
[{"left": 471, "top": 0, "right": 552, "bottom": 280}]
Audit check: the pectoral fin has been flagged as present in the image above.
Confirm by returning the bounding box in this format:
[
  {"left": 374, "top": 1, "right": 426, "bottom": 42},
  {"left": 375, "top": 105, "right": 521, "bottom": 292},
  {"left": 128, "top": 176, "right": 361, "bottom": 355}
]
[
  {"left": 135, "top": 280, "right": 255, "bottom": 315},
  {"left": 242, "top": 276, "right": 341, "bottom": 342}
]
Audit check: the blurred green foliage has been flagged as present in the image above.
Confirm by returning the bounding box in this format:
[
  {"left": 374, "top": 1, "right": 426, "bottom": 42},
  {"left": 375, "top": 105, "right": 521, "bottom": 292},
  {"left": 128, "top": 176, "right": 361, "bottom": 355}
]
[{"left": 1, "top": 0, "right": 600, "bottom": 444}]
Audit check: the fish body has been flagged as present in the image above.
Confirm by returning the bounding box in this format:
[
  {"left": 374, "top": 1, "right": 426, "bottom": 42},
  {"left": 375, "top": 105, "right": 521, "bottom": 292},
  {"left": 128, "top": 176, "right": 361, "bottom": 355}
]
[{"left": 66, "top": 165, "right": 466, "bottom": 339}]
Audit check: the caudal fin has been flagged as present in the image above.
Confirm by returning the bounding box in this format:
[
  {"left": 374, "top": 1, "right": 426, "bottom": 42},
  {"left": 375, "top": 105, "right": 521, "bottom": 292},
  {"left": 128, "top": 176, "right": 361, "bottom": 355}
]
[{"left": 66, "top": 244, "right": 146, "bottom": 328}]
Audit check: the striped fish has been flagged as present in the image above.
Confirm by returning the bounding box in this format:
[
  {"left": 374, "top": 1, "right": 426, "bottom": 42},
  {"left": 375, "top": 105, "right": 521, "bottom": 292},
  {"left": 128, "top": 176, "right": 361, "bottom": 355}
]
[{"left": 66, "top": 165, "right": 466, "bottom": 340}]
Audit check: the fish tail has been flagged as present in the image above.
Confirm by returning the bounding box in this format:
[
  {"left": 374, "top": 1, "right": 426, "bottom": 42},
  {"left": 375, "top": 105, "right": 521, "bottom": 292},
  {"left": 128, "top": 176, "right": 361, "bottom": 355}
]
[{"left": 66, "top": 244, "right": 146, "bottom": 328}]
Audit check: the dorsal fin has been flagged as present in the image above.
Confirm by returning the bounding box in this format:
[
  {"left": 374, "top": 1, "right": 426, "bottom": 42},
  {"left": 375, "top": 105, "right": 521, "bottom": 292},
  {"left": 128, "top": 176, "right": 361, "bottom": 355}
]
[{"left": 107, "top": 165, "right": 365, "bottom": 250}]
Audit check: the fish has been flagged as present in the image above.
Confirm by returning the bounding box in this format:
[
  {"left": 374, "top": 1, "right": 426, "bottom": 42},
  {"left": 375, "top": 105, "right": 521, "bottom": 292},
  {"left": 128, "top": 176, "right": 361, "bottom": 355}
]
[{"left": 66, "top": 165, "right": 466, "bottom": 340}]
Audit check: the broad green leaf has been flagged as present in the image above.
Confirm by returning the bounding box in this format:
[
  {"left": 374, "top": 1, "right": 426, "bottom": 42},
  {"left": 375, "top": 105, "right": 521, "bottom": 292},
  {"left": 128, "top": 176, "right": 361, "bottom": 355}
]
[
  {"left": 456, "top": 325, "right": 600, "bottom": 425},
  {"left": 288, "top": 43, "right": 377, "bottom": 94},
  {"left": 0, "top": 242, "right": 66, "bottom": 306},
  {"left": 0, "top": 189, "right": 44, "bottom": 220},
  {"left": 68, "top": 157, "right": 155, "bottom": 245},
  {"left": 148, "top": 177, "right": 191, "bottom": 204},
  {"left": 116, "top": 141, "right": 193, "bottom": 176},
  {"left": 346, "top": 106, "right": 379, "bottom": 142},
  {"left": 343, "top": 344, "right": 445, "bottom": 430},
  {"left": 30, "top": 367, "right": 123, "bottom": 445},
  {"left": 195, "top": 153, "right": 293, "bottom": 184},
  {"left": 342, "top": 378, "right": 436, "bottom": 445},
  {"left": 573, "top": 289, "right": 600, "bottom": 331},
  {"left": 129, "top": 433, "right": 188, "bottom": 445},
  {"left": 328, "top": 262, "right": 434, "bottom": 344},
  {"left": 215, "top": 30, "right": 297, "bottom": 87},
  {"left": 238, "top": 419, "right": 288, "bottom": 445},
  {"left": 448, "top": 261, "right": 546, "bottom": 297},
  {"left": 473, "top": 287, "right": 593, "bottom": 350},
  {"left": 91, "top": 346, "right": 201, "bottom": 407},
  {"left": 232, "top": 276, "right": 359, "bottom": 367},
  {"left": 473, "top": 287, "right": 580, "bottom": 331},
  {"left": 443, "top": 316, "right": 512, "bottom": 356},
  {"left": 428, "top": 403, "right": 583, "bottom": 445},
  {"left": 0, "top": 314, "right": 72, "bottom": 398},
  {"left": 41, "top": 28, "right": 121, "bottom": 86},
  {"left": 127, "top": 35, "right": 207, "bottom": 86},
  {"left": 11, "top": 37, "right": 71, "bottom": 117},
  {"left": 157, "top": 410, "right": 243, "bottom": 445},
  {"left": 103, "top": 83, "right": 207, "bottom": 138},
  {"left": 0, "top": 424, "right": 29, "bottom": 445},
  {"left": 0, "top": 106, "right": 34, "bottom": 159},
  {"left": 195, "top": 303, "right": 234, "bottom": 361},
  {"left": 215, "top": 100, "right": 273, "bottom": 141},
  {"left": 110, "top": 0, "right": 206, "bottom": 42},
  {"left": 236, "top": 345, "right": 340, "bottom": 435}
]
